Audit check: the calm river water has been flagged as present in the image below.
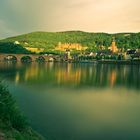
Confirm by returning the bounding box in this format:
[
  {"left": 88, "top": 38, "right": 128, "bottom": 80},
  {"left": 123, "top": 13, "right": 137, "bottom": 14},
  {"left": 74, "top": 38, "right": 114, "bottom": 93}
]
[{"left": 0, "top": 62, "right": 140, "bottom": 140}]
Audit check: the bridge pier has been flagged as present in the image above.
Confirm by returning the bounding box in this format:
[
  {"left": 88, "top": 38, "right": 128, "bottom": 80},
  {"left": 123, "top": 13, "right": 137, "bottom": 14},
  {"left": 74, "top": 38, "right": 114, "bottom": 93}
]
[{"left": 0, "top": 55, "right": 4, "bottom": 61}]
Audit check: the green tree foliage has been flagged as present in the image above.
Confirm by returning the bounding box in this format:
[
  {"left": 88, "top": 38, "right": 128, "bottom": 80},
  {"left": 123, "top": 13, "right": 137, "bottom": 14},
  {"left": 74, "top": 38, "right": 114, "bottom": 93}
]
[{"left": 0, "top": 42, "right": 31, "bottom": 54}]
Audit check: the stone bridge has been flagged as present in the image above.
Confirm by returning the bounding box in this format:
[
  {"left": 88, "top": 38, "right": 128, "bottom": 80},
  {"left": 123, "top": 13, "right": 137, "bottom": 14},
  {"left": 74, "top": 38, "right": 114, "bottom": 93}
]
[{"left": 0, "top": 53, "right": 58, "bottom": 62}]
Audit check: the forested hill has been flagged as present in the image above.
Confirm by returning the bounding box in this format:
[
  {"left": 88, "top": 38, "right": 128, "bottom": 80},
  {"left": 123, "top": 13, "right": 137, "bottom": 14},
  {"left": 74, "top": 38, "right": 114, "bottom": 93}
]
[{"left": 1, "top": 31, "right": 140, "bottom": 52}]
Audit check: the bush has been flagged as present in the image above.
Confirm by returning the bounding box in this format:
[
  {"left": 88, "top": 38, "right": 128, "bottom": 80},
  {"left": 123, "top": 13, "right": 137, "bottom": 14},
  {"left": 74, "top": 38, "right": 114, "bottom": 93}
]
[{"left": 0, "top": 82, "right": 28, "bottom": 131}]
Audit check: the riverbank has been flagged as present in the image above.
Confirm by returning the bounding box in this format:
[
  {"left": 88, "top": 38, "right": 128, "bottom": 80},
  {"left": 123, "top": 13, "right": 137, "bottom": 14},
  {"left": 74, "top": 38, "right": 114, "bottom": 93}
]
[
  {"left": 0, "top": 82, "right": 45, "bottom": 140},
  {"left": 72, "top": 59, "right": 140, "bottom": 65},
  {"left": 0, "top": 58, "right": 140, "bottom": 65},
  {"left": 0, "top": 120, "right": 44, "bottom": 140},
  {"left": 97, "top": 59, "right": 140, "bottom": 65}
]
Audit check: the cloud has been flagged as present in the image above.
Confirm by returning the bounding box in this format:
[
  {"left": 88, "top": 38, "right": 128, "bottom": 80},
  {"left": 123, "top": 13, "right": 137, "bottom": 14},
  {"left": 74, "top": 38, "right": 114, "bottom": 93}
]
[
  {"left": 66, "top": 0, "right": 94, "bottom": 8},
  {"left": 0, "top": 0, "right": 140, "bottom": 38}
]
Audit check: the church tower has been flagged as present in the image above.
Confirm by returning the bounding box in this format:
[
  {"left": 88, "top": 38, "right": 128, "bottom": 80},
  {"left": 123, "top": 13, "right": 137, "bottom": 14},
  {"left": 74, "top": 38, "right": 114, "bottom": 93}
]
[{"left": 111, "top": 37, "right": 118, "bottom": 53}]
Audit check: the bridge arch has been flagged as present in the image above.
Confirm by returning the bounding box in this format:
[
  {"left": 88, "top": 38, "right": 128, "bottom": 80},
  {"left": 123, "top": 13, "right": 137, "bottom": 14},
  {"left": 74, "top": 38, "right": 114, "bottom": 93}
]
[
  {"left": 4, "top": 55, "right": 17, "bottom": 61},
  {"left": 21, "top": 56, "right": 32, "bottom": 62},
  {"left": 48, "top": 56, "right": 57, "bottom": 62},
  {"left": 36, "top": 56, "right": 45, "bottom": 62}
]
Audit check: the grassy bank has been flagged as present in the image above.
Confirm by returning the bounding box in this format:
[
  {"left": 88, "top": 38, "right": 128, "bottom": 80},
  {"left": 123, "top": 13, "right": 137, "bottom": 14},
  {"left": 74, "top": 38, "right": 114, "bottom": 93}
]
[{"left": 0, "top": 82, "right": 45, "bottom": 140}]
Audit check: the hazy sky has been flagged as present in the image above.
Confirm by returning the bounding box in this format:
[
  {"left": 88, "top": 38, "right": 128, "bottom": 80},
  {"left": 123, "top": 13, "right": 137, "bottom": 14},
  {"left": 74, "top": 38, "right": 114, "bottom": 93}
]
[{"left": 0, "top": 0, "right": 140, "bottom": 38}]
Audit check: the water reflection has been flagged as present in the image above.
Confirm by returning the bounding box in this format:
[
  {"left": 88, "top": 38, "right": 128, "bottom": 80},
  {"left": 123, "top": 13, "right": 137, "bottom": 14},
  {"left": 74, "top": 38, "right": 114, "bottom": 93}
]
[
  {"left": 0, "top": 62, "right": 140, "bottom": 140},
  {"left": 0, "top": 62, "right": 139, "bottom": 90}
]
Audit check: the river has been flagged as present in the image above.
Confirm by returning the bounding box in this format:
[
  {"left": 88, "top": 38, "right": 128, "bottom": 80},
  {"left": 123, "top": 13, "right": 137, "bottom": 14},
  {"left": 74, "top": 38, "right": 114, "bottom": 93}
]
[{"left": 0, "top": 62, "right": 140, "bottom": 140}]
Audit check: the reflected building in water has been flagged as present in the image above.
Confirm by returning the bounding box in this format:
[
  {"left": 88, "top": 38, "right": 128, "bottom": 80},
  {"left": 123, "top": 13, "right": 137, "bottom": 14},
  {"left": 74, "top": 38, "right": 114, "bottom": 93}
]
[
  {"left": 56, "top": 63, "right": 82, "bottom": 85},
  {"left": 0, "top": 62, "right": 139, "bottom": 90}
]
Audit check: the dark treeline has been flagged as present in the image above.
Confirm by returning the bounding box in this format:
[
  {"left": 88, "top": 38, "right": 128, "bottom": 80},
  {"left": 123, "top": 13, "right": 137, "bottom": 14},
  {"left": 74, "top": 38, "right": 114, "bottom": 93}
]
[{"left": 0, "top": 42, "right": 31, "bottom": 54}]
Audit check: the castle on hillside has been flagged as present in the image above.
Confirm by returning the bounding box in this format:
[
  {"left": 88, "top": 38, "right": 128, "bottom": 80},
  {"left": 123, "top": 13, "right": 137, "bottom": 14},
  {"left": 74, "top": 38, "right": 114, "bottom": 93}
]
[{"left": 54, "top": 42, "right": 88, "bottom": 51}]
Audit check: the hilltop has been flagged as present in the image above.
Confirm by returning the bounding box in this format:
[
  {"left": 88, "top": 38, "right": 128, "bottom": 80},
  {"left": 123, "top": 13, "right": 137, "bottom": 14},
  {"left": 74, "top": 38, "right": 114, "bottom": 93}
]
[{"left": 0, "top": 31, "right": 140, "bottom": 53}]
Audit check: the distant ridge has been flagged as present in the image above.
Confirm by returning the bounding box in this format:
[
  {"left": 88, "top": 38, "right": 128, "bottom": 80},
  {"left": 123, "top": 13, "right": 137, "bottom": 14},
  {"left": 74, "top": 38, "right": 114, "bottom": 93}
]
[{"left": 0, "top": 31, "right": 140, "bottom": 51}]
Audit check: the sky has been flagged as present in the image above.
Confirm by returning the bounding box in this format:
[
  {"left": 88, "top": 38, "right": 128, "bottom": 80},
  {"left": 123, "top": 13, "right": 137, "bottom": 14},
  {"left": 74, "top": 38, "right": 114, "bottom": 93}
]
[{"left": 0, "top": 0, "right": 140, "bottom": 38}]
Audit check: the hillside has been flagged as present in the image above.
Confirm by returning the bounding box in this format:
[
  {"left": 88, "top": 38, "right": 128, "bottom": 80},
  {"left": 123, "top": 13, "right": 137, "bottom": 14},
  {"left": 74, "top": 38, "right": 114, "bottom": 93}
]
[{"left": 0, "top": 31, "right": 140, "bottom": 53}]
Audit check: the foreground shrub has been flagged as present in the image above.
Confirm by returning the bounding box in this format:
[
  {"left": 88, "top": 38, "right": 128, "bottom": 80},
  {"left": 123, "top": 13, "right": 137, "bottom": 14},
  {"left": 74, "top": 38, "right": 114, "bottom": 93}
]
[{"left": 0, "top": 82, "right": 28, "bottom": 131}]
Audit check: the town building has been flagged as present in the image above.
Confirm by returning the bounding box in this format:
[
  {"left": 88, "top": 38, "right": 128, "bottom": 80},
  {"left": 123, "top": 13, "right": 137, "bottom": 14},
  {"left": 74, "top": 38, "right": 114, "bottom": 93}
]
[
  {"left": 14, "top": 41, "right": 20, "bottom": 45},
  {"left": 25, "top": 47, "right": 44, "bottom": 54}
]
